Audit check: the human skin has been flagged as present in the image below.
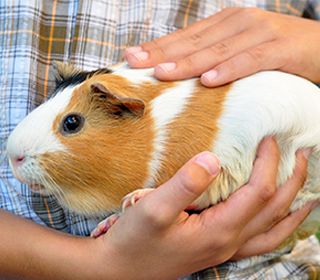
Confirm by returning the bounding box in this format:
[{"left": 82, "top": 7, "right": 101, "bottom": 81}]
[
  {"left": 125, "top": 8, "right": 320, "bottom": 87},
  {"left": 0, "top": 138, "right": 317, "bottom": 280}
]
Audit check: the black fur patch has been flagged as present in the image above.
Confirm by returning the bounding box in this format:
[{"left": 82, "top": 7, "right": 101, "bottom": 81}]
[{"left": 53, "top": 67, "right": 112, "bottom": 96}]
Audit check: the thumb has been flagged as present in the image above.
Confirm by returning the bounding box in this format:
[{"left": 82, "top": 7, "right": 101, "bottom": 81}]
[{"left": 138, "top": 152, "right": 221, "bottom": 229}]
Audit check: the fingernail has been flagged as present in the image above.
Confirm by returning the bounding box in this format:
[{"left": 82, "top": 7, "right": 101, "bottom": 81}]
[
  {"left": 194, "top": 152, "right": 221, "bottom": 176},
  {"left": 302, "top": 148, "right": 312, "bottom": 159},
  {"left": 201, "top": 69, "right": 218, "bottom": 84},
  {"left": 131, "top": 51, "right": 149, "bottom": 62},
  {"left": 156, "top": 62, "right": 176, "bottom": 73},
  {"left": 125, "top": 46, "right": 143, "bottom": 55}
]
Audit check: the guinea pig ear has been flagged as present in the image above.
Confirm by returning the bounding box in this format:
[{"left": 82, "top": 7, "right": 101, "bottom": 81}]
[
  {"left": 90, "top": 83, "right": 145, "bottom": 118},
  {"left": 52, "top": 61, "right": 82, "bottom": 82}
]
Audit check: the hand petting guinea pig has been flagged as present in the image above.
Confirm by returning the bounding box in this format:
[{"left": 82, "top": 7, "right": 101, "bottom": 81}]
[{"left": 6, "top": 62, "right": 320, "bottom": 243}]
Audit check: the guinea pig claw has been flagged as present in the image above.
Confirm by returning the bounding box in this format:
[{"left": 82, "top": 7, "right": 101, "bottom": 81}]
[
  {"left": 121, "top": 188, "right": 155, "bottom": 213},
  {"left": 90, "top": 213, "right": 120, "bottom": 238}
]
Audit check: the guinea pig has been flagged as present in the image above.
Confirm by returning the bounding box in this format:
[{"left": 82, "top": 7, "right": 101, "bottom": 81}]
[{"left": 6, "top": 62, "right": 320, "bottom": 240}]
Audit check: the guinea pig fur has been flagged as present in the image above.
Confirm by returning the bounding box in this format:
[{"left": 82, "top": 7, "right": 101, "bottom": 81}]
[{"left": 6, "top": 62, "right": 320, "bottom": 242}]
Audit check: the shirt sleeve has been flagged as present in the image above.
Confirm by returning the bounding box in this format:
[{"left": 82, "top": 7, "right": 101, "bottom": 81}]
[{"left": 305, "top": 0, "right": 320, "bottom": 19}]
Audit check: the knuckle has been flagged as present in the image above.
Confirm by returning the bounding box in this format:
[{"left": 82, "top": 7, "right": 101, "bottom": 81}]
[
  {"left": 142, "top": 41, "right": 167, "bottom": 60},
  {"left": 140, "top": 202, "right": 168, "bottom": 228},
  {"left": 271, "top": 209, "right": 288, "bottom": 225},
  {"left": 154, "top": 46, "right": 168, "bottom": 61},
  {"left": 180, "top": 56, "right": 203, "bottom": 75},
  {"left": 182, "top": 56, "right": 195, "bottom": 68},
  {"left": 258, "top": 183, "right": 276, "bottom": 204},
  {"left": 209, "top": 42, "right": 230, "bottom": 57},
  {"left": 245, "top": 47, "right": 266, "bottom": 66},
  {"left": 186, "top": 33, "right": 203, "bottom": 47}
]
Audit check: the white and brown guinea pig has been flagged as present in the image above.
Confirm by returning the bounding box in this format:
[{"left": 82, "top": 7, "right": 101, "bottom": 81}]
[{"left": 6, "top": 62, "right": 320, "bottom": 235}]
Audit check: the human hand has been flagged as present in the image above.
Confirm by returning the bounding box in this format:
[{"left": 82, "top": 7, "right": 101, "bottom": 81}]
[
  {"left": 125, "top": 8, "right": 320, "bottom": 87},
  {"left": 92, "top": 137, "right": 316, "bottom": 279}
]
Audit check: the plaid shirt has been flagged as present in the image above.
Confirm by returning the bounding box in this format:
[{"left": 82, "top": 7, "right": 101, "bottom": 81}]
[{"left": 1, "top": 0, "right": 320, "bottom": 279}]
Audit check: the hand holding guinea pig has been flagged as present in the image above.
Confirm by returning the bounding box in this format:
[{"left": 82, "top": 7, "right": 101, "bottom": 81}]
[{"left": 91, "top": 140, "right": 316, "bottom": 279}]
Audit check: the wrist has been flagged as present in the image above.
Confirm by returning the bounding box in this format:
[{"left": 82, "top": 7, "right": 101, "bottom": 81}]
[
  {"left": 29, "top": 229, "right": 122, "bottom": 280},
  {"left": 0, "top": 210, "right": 114, "bottom": 280},
  {"left": 29, "top": 233, "right": 97, "bottom": 280}
]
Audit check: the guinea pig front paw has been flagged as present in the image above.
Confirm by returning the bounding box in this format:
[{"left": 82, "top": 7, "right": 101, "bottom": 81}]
[
  {"left": 90, "top": 188, "right": 154, "bottom": 238},
  {"left": 121, "top": 188, "right": 155, "bottom": 212},
  {"left": 90, "top": 213, "right": 120, "bottom": 238}
]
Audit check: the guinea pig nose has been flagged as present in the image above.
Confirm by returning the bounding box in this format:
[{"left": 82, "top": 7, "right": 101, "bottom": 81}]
[{"left": 13, "top": 155, "right": 25, "bottom": 165}]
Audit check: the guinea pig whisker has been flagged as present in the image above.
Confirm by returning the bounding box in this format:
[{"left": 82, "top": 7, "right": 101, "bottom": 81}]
[
  {"left": 42, "top": 174, "right": 61, "bottom": 194},
  {"left": 40, "top": 172, "right": 72, "bottom": 208}
]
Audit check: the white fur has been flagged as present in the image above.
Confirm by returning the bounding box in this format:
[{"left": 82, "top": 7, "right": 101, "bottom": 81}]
[
  {"left": 112, "top": 63, "right": 157, "bottom": 84},
  {"left": 6, "top": 86, "right": 75, "bottom": 184},
  {"left": 193, "top": 71, "right": 320, "bottom": 209},
  {"left": 144, "top": 79, "right": 196, "bottom": 188}
]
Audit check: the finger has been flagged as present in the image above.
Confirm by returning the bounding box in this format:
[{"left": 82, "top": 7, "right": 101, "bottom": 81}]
[
  {"left": 200, "top": 40, "right": 289, "bottom": 87},
  {"left": 240, "top": 149, "right": 311, "bottom": 239},
  {"left": 136, "top": 152, "right": 220, "bottom": 229},
  {"left": 143, "top": 8, "right": 240, "bottom": 49},
  {"left": 153, "top": 27, "right": 274, "bottom": 81},
  {"left": 205, "top": 137, "right": 279, "bottom": 230},
  {"left": 232, "top": 201, "right": 317, "bottom": 259},
  {"left": 125, "top": 8, "right": 241, "bottom": 67},
  {"left": 151, "top": 16, "right": 246, "bottom": 69}
]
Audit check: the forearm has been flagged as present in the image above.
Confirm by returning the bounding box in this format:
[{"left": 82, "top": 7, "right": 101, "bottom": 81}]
[{"left": 0, "top": 210, "right": 104, "bottom": 280}]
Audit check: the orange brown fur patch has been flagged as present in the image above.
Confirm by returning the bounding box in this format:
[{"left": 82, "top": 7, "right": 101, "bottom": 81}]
[
  {"left": 41, "top": 73, "right": 175, "bottom": 214},
  {"left": 154, "top": 81, "right": 230, "bottom": 187}
]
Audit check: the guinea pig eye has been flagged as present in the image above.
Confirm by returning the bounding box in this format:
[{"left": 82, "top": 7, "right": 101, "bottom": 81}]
[{"left": 61, "top": 114, "right": 84, "bottom": 135}]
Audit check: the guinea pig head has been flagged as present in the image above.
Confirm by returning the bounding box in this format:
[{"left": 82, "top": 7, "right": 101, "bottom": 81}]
[{"left": 6, "top": 68, "right": 154, "bottom": 215}]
